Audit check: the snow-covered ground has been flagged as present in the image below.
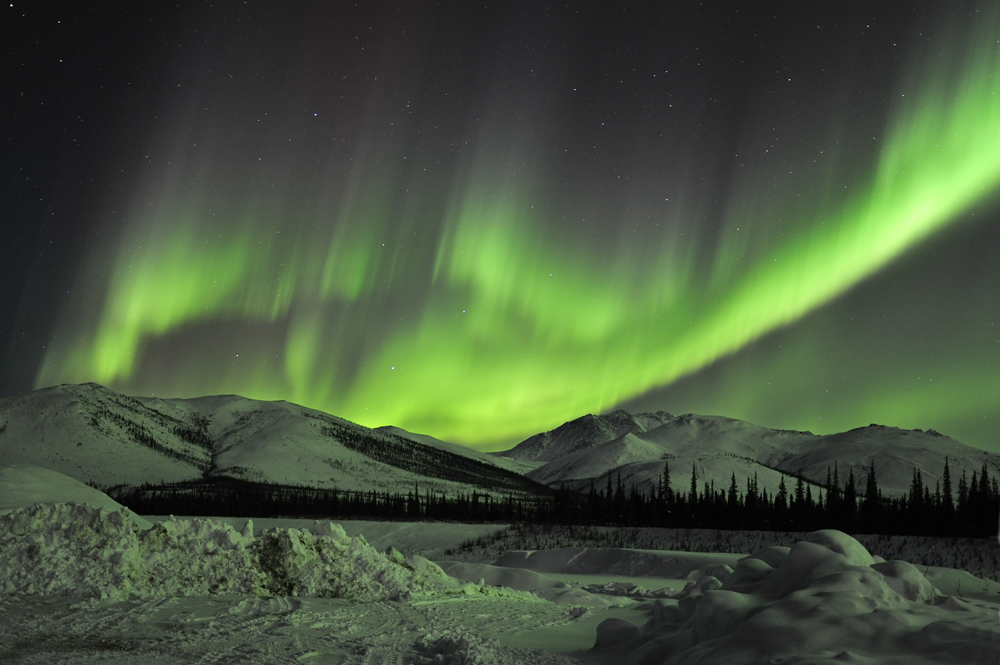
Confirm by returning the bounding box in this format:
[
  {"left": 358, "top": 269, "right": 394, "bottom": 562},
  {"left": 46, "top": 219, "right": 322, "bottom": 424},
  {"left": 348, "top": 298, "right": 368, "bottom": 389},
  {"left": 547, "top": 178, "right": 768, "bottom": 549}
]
[{"left": 1, "top": 465, "right": 998, "bottom": 664}]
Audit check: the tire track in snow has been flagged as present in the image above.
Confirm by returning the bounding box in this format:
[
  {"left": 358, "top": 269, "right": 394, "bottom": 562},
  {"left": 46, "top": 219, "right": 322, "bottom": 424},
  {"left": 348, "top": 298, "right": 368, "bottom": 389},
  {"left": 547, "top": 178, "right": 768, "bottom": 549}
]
[{"left": 1, "top": 596, "right": 438, "bottom": 664}]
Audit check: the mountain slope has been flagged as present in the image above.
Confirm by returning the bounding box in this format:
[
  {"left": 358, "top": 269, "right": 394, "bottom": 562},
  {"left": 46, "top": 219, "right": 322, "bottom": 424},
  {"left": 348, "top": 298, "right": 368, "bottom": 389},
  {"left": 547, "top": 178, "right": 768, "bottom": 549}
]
[
  {"left": 762, "top": 424, "right": 996, "bottom": 500},
  {"left": 0, "top": 384, "right": 546, "bottom": 497},
  {"left": 377, "top": 426, "right": 540, "bottom": 475},
  {"left": 500, "top": 410, "right": 674, "bottom": 462},
  {"left": 507, "top": 410, "right": 1000, "bottom": 499},
  {"left": 0, "top": 383, "right": 210, "bottom": 486}
]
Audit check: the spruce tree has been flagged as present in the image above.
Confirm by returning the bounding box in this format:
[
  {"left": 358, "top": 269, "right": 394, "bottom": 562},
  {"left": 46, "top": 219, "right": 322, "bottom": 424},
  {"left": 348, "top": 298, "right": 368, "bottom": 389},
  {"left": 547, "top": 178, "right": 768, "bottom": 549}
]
[
  {"left": 689, "top": 463, "right": 698, "bottom": 506},
  {"left": 728, "top": 472, "right": 739, "bottom": 509},
  {"left": 864, "top": 460, "right": 879, "bottom": 503},
  {"left": 842, "top": 468, "right": 857, "bottom": 530},
  {"left": 606, "top": 472, "right": 613, "bottom": 508},
  {"left": 909, "top": 469, "right": 924, "bottom": 513},
  {"left": 614, "top": 471, "right": 626, "bottom": 523},
  {"left": 775, "top": 477, "right": 789, "bottom": 528},
  {"left": 829, "top": 463, "right": 841, "bottom": 511},
  {"left": 860, "top": 460, "right": 881, "bottom": 532},
  {"left": 957, "top": 470, "right": 968, "bottom": 514},
  {"left": 941, "top": 457, "right": 954, "bottom": 514}
]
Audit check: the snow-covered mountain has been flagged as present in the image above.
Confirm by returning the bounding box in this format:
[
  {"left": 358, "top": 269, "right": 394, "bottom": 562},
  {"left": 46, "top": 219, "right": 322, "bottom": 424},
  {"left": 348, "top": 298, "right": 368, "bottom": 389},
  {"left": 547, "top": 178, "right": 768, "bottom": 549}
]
[
  {"left": 500, "top": 410, "right": 1000, "bottom": 499},
  {"left": 3, "top": 383, "right": 997, "bottom": 502},
  {"left": 0, "top": 383, "right": 211, "bottom": 486},
  {"left": 0, "top": 383, "right": 545, "bottom": 497},
  {"left": 376, "top": 426, "right": 540, "bottom": 476},
  {"left": 499, "top": 410, "right": 675, "bottom": 462}
]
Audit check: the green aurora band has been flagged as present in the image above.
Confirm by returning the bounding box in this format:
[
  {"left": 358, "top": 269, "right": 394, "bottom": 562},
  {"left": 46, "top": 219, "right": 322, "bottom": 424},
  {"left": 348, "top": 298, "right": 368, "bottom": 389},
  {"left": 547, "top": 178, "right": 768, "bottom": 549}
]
[{"left": 37, "top": 8, "right": 1000, "bottom": 448}]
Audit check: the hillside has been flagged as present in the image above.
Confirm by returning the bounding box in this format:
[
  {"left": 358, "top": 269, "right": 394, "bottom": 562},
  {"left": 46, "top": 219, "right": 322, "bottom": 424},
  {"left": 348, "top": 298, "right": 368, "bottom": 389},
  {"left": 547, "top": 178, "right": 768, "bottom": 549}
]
[
  {"left": 0, "top": 384, "right": 546, "bottom": 498},
  {"left": 504, "top": 411, "right": 1000, "bottom": 499},
  {"left": 0, "top": 383, "right": 210, "bottom": 486},
  {"left": 4, "top": 383, "right": 998, "bottom": 506},
  {"left": 377, "top": 425, "right": 541, "bottom": 476}
]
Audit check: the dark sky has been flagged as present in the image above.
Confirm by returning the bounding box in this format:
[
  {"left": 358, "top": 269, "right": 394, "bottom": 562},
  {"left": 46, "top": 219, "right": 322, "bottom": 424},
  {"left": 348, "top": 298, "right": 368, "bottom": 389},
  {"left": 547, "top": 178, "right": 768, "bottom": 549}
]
[{"left": 3, "top": 2, "right": 999, "bottom": 451}]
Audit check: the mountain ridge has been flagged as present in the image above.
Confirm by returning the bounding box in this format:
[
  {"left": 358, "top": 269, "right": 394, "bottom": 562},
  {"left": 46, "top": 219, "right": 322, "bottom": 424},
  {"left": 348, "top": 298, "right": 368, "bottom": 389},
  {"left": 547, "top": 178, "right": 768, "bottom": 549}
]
[
  {"left": 2, "top": 383, "right": 997, "bottom": 502},
  {"left": 0, "top": 383, "right": 547, "bottom": 497},
  {"left": 502, "top": 409, "right": 999, "bottom": 499}
]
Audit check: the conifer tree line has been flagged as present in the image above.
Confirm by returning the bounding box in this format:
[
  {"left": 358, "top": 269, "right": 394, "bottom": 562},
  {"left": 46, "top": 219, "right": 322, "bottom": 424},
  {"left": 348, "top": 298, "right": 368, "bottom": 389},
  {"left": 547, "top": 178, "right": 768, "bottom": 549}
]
[
  {"left": 542, "top": 458, "right": 999, "bottom": 537},
  {"left": 105, "top": 478, "right": 545, "bottom": 523},
  {"left": 103, "top": 457, "right": 999, "bottom": 538}
]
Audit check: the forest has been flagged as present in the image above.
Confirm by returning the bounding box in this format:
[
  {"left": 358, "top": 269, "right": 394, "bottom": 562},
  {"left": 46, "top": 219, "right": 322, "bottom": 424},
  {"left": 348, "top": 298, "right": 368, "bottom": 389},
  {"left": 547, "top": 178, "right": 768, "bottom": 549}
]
[{"left": 104, "top": 457, "right": 999, "bottom": 538}]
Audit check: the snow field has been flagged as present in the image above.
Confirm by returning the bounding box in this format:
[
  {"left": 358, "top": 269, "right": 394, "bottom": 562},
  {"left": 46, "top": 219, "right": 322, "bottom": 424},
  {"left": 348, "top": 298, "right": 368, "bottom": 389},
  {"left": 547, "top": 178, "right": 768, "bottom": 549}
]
[
  {"left": 443, "top": 522, "right": 1000, "bottom": 583},
  {"left": 1, "top": 500, "right": 998, "bottom": 663}
]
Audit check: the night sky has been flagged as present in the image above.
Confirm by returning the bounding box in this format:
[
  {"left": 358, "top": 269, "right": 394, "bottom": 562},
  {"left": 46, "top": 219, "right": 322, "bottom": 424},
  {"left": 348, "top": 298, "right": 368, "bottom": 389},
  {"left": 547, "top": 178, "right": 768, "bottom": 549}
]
[{"left": 3, "top": 2, "right": 999, "bottom": 451}]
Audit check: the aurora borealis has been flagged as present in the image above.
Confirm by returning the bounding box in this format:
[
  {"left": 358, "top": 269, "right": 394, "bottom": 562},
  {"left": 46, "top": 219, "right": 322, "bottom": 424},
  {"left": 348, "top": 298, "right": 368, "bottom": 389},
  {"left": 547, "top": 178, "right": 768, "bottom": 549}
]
[{"left": 4, "top": 3, "right": 1000, "bottom": 451}]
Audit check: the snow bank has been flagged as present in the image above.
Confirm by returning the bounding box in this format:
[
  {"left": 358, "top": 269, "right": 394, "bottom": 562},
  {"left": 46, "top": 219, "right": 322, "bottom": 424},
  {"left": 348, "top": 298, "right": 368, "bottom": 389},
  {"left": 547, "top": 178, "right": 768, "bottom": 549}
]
[
  {"left": 615, "top": 530, "right": 999, "bottom": 665},
  {"left": 495, "top": 546, "right": 742, "bottom": 578},
  {"left": 0, "top": 464, "right": 152, "bottom": 528},
  {"left": 0, "top": 503, "right": 459, "bottom": 601},
  {"left": 412, "top": 632, "right": 580, "bottom": 664}
]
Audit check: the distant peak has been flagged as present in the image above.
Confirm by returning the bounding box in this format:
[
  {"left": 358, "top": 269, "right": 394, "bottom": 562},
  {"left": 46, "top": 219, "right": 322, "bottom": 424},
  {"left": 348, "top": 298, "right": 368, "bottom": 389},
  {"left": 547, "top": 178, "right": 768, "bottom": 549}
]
[{"left": 852, "top": 423, "right": 949, "bottom": 438}]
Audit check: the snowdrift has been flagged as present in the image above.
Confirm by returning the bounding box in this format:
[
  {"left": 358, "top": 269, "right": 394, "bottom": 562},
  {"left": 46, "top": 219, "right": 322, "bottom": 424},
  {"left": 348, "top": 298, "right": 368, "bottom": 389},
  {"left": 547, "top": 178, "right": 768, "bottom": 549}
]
[
  {"left": 0, "top": 464, "right": 152, "bottom": 528},
  {"left": 601, "top": 529, "right": 999, "bottom": 664},
  {"left": 0, "top": 502, "right": 480, "bottom": 601}
]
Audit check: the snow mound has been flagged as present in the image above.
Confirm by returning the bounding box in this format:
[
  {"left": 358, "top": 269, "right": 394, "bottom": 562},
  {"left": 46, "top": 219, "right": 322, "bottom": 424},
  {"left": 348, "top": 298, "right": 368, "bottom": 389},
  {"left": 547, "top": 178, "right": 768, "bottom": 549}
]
[
  {"left": 412, "top": 631, "right": 580, "bottom": 664},
  {"left": 620, "top": 529, "right": 1000, "bottom": 664},
  {"left": 0, "top": 503, "right": 455, "bottom": 601},
  {"left": 594, "top": 617, "right": 641, "bottom": 648},
  {"left": 0, "top": 464, "right": 152, "bottom": 528}
]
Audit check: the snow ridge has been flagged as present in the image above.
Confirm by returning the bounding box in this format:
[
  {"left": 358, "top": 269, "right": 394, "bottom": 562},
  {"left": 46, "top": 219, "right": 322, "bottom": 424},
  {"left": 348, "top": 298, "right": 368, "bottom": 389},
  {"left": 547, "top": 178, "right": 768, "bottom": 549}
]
[{"left": 0, "top": 503, "right": 458, "bottom": 601}]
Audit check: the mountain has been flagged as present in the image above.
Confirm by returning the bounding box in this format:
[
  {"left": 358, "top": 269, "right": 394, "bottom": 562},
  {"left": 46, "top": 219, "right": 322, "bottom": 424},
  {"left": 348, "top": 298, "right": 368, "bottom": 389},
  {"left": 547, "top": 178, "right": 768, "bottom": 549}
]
[
  {"left": 376, "top": 426, "right": 540, "bottom": 476},
  {"left": 501, "top": 410, "right": 1000, "bottom": 499},
  {"left": 0, "top": 383, "right": 210, "bottom": 486},
  {"left": 4, "top": 383, "right": 997, "bottom": 506},
  {"left": 499, "top": 410, "right": 674, "bottom": 462},
  {"left": 0, "top": 383, "right": 546, "bottom": 497},
  {"left": 760, "top": 423, "right": 995, "bottom": 502}
]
